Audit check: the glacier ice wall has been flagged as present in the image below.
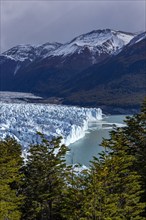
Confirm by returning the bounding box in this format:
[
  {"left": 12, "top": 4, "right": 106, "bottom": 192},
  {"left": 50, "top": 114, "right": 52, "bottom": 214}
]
[{"left": 0, "top": 103, "right": 104, "bottom": 148}]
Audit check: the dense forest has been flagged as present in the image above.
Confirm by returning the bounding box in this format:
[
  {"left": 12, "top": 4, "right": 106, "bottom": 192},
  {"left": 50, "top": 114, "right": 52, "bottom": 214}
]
[{"left": 0, "top": 99, "right": 146, "bottom": 220}]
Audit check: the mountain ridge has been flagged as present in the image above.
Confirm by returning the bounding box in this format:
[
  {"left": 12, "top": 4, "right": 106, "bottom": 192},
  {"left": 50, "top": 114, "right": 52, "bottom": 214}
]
[
  {"left": 0, "top": 29, "right": 146, "bottom": 113},
  {"left": 1, "top": 29, "right": 136, "bottom": 61}
]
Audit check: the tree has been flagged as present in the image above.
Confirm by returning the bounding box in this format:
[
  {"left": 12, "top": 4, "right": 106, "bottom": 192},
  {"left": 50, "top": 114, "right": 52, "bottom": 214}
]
[
  {"left": 124, "top": 101, "right": 146, "bottom": 180},
  {"left": 0, "top": 138, "right": 23, "bottom": 220},
  {"left": 61, "top": 164, "right": 89, "bottom": 220},
  {"left": 80, "top": 98, "right": 146, "bottom": 220},
  {"left": 103, "top": 98, "right": 146, "bottom": 216},
  {"left": 122, "top": 98, "right": 146, "bottom": 216},
  {"left": 22, "top": 135, "right": 69, "bottom": 220},
  {"left": 81, "top": 133, "right": 145, "bottom": 219}
]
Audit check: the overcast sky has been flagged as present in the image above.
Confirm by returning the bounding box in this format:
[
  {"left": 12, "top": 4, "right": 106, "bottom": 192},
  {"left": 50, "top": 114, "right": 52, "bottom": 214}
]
[{"left": 1, "top": 0, "right": 146, "bottom": 52}]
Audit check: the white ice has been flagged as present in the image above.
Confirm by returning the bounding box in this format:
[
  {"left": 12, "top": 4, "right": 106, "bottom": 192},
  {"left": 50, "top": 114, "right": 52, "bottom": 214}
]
[{"left": 0, "top": 102, "right": 104, "bottom": 148}]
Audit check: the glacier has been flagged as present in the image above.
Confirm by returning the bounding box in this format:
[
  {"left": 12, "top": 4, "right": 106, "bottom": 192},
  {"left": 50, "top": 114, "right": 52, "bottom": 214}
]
[
  {"left": 0, "top": 91, "right": 42, "bottom": 103},
  {"left": 0, "top": 102, "right": 104, "bottom": 148}
]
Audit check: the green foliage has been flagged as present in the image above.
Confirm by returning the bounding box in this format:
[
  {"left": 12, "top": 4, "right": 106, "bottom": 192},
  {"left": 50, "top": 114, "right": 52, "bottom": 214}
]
[
  {"left": 61, "top": 165, "right": 89, "bottom": 220},
  {"left": 81, "top": 148, "right": 145, "bottom": 219},
  {"left": 105, "top": 98, "right": 146, "bottom": 216},
  {"left": 0, "top": 99, "right": 146, "bottom": 219},
  {"left": 21, "top": 135, "right": 69, "bottom": 220},
  {"left": 123, "top": 98, "right": 146, "bottom": 216},
  {"left": 79, "top": 98, "right": 146, "bottom": 219},
  {"left": 0, "top": 138, "right": 23, "bottom": 220}
]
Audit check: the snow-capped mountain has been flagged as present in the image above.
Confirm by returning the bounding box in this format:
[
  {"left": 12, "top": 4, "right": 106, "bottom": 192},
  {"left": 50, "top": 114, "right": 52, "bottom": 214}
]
[
  {"left": 0, "top": 29, "right": 136, "bottom": 89},
  {"left": 0, "top": 42, "right": 62, "bottom": 77},
  {"left": 0, "top": 29, "right": 145, "bottom": 112},
  {"left": 51, "top": 29, "right": 135, "bottom": 57},
  {"left": 2, "top": 42, "right": 62, "bottom": 62},
  {"left": 1, "top": 29, "right": 136, "bottom": 64}
]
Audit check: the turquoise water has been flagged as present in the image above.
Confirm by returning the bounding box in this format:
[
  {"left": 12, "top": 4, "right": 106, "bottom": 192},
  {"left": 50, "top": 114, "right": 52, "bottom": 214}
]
[{"left": 66, "top": 115, "right": 127, "bottom": 166}]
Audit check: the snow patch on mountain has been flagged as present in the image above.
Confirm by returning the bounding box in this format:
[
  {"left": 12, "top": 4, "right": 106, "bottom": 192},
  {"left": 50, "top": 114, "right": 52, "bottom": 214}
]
[
  {"left": 2, "top": 43, "right": 61, "bottom": 62},
  {"left": 3, "top": 45, "right": 37, "bottom": 62},
  {"left": 115, "top": 31, "right": 135, "bottom": 45},
  {"left": 0, "top": 103, "right": 104, "bottom": 148},
  {"left": 52, "top": 29, "right": 135, "bottom": 57},
  {"left": 14, "top": 64, "right": 21, "bottom": 75},
  {"left": 1, "top": 29, "right": 137, "bottom": 62},
  {"left": 38, "top": 42, "right": 62, "bottom": 58},
  {"left": 128, "top": 31, "right": 146, "bottom": 46}
]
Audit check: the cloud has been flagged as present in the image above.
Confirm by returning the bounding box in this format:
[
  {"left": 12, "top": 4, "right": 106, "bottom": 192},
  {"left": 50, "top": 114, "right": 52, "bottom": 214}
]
[{"left": 1, "top": 0, "right": 145, "bottom": 52}]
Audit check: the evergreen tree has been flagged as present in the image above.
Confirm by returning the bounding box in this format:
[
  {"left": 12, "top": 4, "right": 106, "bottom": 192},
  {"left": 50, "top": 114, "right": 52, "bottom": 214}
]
[
  {"left": 106, "top": 98, "right": 146, "bottom": 216},
  {"left": 81, "top": 134, "right": 145, "bottom": 219},
  {"left": 123, "top": 99, "right": 146, "bottom": 211},
  {"left": 22, "top": 134, "right": 69, "bottom": 220},
  {"left": 61, "top": 165, "right": 89, "bottom": 220},
  {"left": 0, "top": 138, "right": 23, "bottom": 220}
]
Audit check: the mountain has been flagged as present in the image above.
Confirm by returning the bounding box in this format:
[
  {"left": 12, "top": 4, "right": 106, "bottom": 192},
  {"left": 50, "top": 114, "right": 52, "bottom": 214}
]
[
  {"left": 0, "top": 29, "right": 146, "bottom": 113},
  {"left": 62, "top": 36, "right": 146, "bottom": 113},
  {"left": 49, "top": 29, "right": 134, "bottom": 57},
  {"left": 2, "top": 42, "right": 62, "bottom": 61},
  {"left": 0, "top": 42, "right": 61, "bottom": 90}
]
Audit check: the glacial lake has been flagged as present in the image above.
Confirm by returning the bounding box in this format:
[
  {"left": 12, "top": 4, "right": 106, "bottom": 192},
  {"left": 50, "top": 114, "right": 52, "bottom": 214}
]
[{"left": 66, "top": 115, "right": 128, "bottom": 167}]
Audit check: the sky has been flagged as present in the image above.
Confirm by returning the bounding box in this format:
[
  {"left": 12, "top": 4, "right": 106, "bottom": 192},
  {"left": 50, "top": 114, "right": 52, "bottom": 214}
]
[{"left": 1, "top": 0, "right": 146, "bottom": 52}]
